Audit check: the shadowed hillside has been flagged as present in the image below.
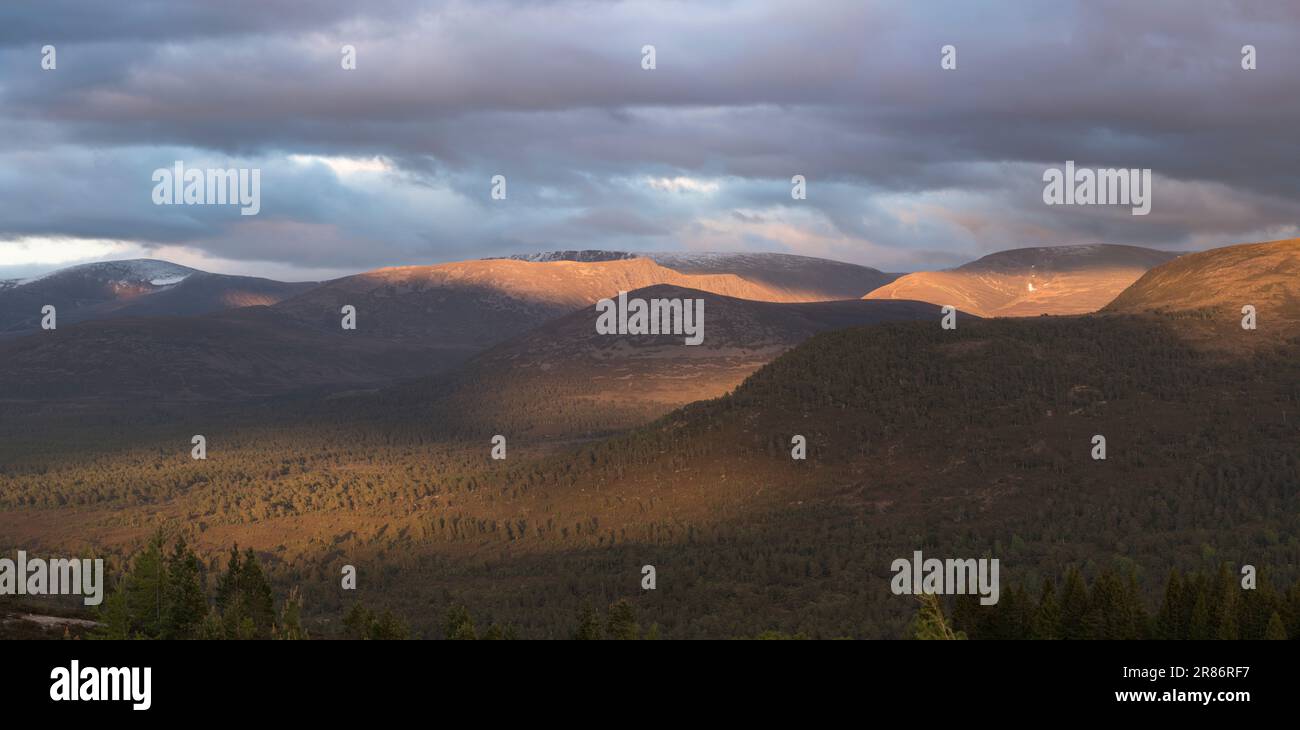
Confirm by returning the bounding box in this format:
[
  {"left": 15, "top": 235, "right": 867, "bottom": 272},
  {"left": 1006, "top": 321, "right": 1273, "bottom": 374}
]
[
  {"left": 353, "top": 285, "right": 954, "bottom": 440},
  {"left": 0, "top": 257, "right": 869, "bottom": 404},
  {"left": 2, "top": 311, "right": 1295, "bottom": 638},
  {"left": 0, "top": 260, "right": 316, "bottom": 337}
]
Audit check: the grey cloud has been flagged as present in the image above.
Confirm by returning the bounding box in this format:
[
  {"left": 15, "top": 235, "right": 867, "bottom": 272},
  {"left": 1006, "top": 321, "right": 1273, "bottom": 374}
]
[{"left": 1, "top": 0, "right": 1298, "bottom": 274}]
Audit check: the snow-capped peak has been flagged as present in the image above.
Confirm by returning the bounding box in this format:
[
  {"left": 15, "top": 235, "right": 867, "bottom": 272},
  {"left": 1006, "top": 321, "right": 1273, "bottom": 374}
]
[
  {"left": 149, "top": 274, "right": 191, "bottom": 286},
  {"left": 496, "top": 251, "right": 638, "bottom": 263},
  {"left": 14, "top": 259, "right": 201, "bottom": 287}
]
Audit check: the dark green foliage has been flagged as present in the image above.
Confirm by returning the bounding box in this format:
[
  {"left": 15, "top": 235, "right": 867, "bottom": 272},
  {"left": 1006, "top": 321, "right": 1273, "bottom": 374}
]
[
  {"left": 1059, "top": 567, "right": 1090, "bottom": 640},
  {"left": 573, "top": 604, "right": 603, "bottom": 640},
  {"left": 98, "top": 538, "right": 303, "bottom": 640},
  {"left": 911, "top": 594, "right": 965, "bottom": 640},
  {"left": 444, "top": 604, "right": 477, "bottom": 640},
  {"left": 951, "top": 567, "right": 1300, "bottom": 640},
  {"left": 98, "top": 535, "right": 166, "bottom": 639},
  {"left": 12, "top": 313, "right": 1300, "bottom": 639},
  {"left": 343, "top": 604, "right": 411, "bottom": 640},
  {"left": 1032, "top": 580, "right": 1060, "bottom": 640},
  {"left": 161, "top": 539, "right": 206, "bottom": 639},
  {"left": 605, "top": 599, "right": 641, "bottom": 640},
  {"left": 212, "top": 547, "right": 276, "bottom": 639}
]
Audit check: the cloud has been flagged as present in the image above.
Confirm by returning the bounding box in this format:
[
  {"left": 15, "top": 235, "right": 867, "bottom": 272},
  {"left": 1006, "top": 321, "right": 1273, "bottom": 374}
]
[{"left": 1, "top": 0, "right": 1297, "bottom": 276}]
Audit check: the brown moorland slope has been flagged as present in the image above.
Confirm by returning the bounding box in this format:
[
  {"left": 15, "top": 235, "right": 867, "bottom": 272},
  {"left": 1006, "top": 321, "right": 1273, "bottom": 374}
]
[
  {"left": 270, "top": 257, "right": 816, "bottom": 338},
  {"left": 1104, "top": 238, "right": 1300, "bottom": 352},
  {"left": 1105, "top": 238, "right": 1300, "bottom": 319},
  {"left": 502, "top": 250, "right": 899, "bottom": 300},
  {"left": 864, "top": 244, "right": 1177, "bottom": 317}
]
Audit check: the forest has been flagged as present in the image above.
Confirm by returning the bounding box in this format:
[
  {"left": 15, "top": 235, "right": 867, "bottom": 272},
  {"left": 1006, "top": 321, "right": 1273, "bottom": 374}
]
[{"left": 1, "top": 311, "right": 1297, "bottom": 638}]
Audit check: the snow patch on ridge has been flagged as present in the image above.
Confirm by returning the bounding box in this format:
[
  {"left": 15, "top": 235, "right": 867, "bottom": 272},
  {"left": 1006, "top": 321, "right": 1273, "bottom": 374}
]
[{"left": 9, "top": 259, "right": 200, "bottom": 287}]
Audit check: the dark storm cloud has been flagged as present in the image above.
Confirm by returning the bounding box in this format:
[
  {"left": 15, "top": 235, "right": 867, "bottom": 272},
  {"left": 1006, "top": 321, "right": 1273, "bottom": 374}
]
[
  {"left": 1, "top": 0, "right": 1297, "bottom": 275},
  {"left": 0, "top": 0, "right": 418, "bottom": 45}
]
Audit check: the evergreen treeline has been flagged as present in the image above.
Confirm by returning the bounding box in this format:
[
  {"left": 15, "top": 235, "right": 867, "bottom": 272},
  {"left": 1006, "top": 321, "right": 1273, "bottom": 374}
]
[
  {"left": 571, "top": 599, "right": 659, "bottom": 640},
  {"left": 3, "top": 313, "right": 1297, "bottom": 638},
  {"left": 917, "top": 566, "right": 1300, "bottom": 640},
  {"left": 343, "top": 603, "right": 411, "bottom": 640},
  {"left": 97, "top": 536, "right": 308, "bottom": 640}
]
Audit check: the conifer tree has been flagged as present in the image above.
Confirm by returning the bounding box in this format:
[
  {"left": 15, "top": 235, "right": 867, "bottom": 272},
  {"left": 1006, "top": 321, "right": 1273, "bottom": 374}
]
[
  {"left": 214, "top": 546, "right": 242, "bottom": 615},
  {"left": 1238, "top": 571, "right": 1277, "bottom": 640},
  {"left": 1285, "top": 583, "right": 1300, "bottom": 638},
  {"left": 343, "top": 604, "right": 373, "bottom": 639},
  {"left": 344, "top": 604, "right": 409, "bottom": 639},
  {"left": 1155, "top": 569, "right": 1184, "bottom": 640},
  {"left": 122, "top": 536, "right": 167, "bottom": 639},
  {"left": 912, "top": 593, "right": 965, "bottom": 640},
  {"left": 371, "top": 610, "right": 410, "bottom": 640},
  {"left": 951, "top": 593, "right": 984, "bottom": 639},
  {"left": 237, "top": 548, "right": 276, "bottom": 637},
  {"left": 444, "top": 604, "right": 477, "bottom": 640},
  {"left": 573, "top": 604, "right": 603, "bottom": 640},
  {"left": 1059, "top": 567, "right": 1089, "bottom": 640},
  {"left": 605, "top": 599, "right": 641, "bottom": 640},
  {"left": 999, "top": 584, "right": 1035, "bottom": 640},
  {"left": 162, "top": 539, "right": 206, "bottom": 639},
  {"left": 1212, "top": 563, "right": 1239, "bottom": 640},
  {"left": 95, "top": 583, "right": 132, "bottom": 640},
  {"left": 1264, "top": 612, "right": 1288, "bottom": 640},
  {"left": 275, "top": 586, "right": 307, "bottom": 640},
  {"left": 1188, "top": 590, "right": 1212, "bottom": 641},
  {"left": 1032, "top": 579, "right": 1061, "bottom": 640}
]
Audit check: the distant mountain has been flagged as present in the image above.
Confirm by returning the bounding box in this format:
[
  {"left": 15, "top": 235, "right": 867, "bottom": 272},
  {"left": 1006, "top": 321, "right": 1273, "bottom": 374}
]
[
  {"left": 499, "top": 250, "right": 637, "bottom": 263},
  {"left": 0, "top": 257, "right": 887, "bottom": 404},
  {"left": 647, "top": 251, "right": 898, "bottom": 301},
  {"left": 0, "top": 259, "right": 316, "bottom": 336},
  {"left": 359, "top": 285, "right": 954, "bottom": 439},
  {"left": 502, "top": 250, "right": 897, "bottom": 301},
  {"left": 1105, "top": 238, "right": 1299, "bottom": 320},
  {"left": 864, "top": 244, "right": 1178, "bottom": 317},
  {"left": 267, "top": 257, "right": 836, "bottom": 345}
]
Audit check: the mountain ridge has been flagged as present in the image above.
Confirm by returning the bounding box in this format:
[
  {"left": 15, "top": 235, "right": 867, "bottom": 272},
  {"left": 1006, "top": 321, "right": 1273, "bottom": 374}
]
[
  {"left": 863, "top": 243, "right": 1179, "bottom": 317},
  {"left": 0, "top": 259, "right": 317, "bottom": 337}
]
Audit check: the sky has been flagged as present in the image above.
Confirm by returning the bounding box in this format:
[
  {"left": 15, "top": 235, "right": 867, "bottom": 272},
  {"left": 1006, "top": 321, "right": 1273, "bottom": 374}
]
[{"left": 0, "top": 0, "right": 1297, "bottom": 281}]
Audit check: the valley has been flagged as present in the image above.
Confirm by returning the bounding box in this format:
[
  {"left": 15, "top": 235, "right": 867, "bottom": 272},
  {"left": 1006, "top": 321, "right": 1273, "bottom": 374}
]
[{"left": 1, "top": 240, "right": 1297, "bottom": 638}]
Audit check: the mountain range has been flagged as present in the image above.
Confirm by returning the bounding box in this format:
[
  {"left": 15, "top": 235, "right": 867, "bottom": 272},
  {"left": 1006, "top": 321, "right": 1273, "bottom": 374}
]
[
  {"left": 3, "top": 238, "right": 1296, "bottom": 638},
  {"left": 0, "top": 253, "right": 916, "bottom": 403},
  {"left": 0, "top": 259, "right": 316, "bottom": 338}
]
